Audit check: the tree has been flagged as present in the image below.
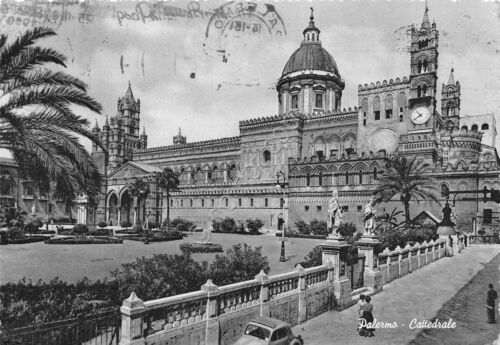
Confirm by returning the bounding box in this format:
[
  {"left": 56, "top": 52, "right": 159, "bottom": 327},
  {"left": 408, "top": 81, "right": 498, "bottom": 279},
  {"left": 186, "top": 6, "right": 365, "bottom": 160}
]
[
  {"left": 208, "top": 244, "right": 270, "bottom": 286},
  {"left": 375, "top": 207, "right": 404, "bottom": 233},
  {"left": 157, "top": 168, "right": 180, "bottom": 230},
  {"left": 0, "top": 27, "right": 105, "bottom": 202},
  {"left": 127, "top": 178, "right": 150, "bottom": 226},
  {"left": 372, "top": 156, "right": 439, "bottom": 224}
]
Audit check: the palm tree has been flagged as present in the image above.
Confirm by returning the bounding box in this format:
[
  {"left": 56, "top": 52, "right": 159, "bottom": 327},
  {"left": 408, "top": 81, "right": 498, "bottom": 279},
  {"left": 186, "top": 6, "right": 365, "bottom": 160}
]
[
  {"left": 0, "top": 27, "right": 104, "bottom": 207},
  {"left": 157, "top": 168, "right": 180, "bottom": 230},
  {"left": 127, "top": 177, "right": 150, "bottom": 226},
  {"left": 372, "top": 156, "right": 439, "bottom": 224},
  {"left": 375, "top": 207, "right": 404, "bottom": 233}
]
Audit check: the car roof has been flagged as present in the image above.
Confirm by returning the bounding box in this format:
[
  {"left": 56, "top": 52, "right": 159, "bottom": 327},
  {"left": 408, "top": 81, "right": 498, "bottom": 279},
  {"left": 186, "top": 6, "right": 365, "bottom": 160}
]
[{"left": 250, "top": 316, "right": 288, "bottom": 329}]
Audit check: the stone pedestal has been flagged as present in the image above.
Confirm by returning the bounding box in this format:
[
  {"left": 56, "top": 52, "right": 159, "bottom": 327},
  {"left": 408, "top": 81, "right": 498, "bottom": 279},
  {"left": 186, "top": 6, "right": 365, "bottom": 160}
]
[
  {"left": 119, "top": 293, "right": 145, "bottom": 345},
  {"left": 356, "top": 234, "right": 383, "bottom": 293},
  {"left": 320, "top": 236, "right": 351, "bottom": 309}
]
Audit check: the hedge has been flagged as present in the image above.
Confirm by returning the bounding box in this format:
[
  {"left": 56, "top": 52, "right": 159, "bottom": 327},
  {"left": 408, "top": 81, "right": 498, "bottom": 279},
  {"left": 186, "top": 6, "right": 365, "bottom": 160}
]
[{"left": 179, "top": 242, "right": 223, "bottom": 253}]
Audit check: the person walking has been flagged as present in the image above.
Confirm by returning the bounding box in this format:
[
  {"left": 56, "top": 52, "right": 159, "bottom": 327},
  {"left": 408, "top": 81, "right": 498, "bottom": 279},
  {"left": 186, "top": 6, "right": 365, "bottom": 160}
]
[
  {"left": 359, "top": 296, "right": 375, "bottom": 337},
  {"left": 357, "top": 294, "right": 366, "bottom": 332},
  {"left": 448, "top": 234, "right": 454, "bottom": 256},
  {"left": 487, "top": 284, "right": 497, "bottom": 323}
]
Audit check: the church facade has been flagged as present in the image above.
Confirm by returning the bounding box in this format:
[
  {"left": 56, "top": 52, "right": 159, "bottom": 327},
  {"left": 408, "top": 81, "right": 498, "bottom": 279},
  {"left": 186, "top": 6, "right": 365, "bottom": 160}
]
[{"left": 91, "top": 9, "right": 500, "bottom": 233}]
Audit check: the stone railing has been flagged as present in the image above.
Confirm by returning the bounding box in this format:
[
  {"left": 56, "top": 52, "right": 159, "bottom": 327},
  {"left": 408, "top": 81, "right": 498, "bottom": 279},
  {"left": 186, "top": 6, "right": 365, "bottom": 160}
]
[
  {"left": 377, "top": 239, "right": 446, "bottom": 285},
  {"left": 120, "top": 263, "right": 335, "bottom": 345}
]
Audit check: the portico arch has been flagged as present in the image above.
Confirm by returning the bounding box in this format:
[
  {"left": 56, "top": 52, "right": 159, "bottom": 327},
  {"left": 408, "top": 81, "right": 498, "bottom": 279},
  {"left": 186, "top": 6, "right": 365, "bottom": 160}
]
[
  {"left": 120, "top": 189, "right": 133, "bottom": 225},
  {"left": 107, "top": 192, "right": 119, "bottom": 226}
]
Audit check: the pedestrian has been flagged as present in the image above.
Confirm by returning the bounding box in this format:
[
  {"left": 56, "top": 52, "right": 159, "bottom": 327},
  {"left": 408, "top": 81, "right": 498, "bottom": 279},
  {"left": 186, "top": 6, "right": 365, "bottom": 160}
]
[
  {"left": 487, "top": 283, "right": 497, "bottom": 323},
  {"left": 357, "top": 294, "right": 366, "bottom": 332},
  {"left": 448, "top": 234, "right": 454, "bottom": 256},
  {"left": 359, "top": 296, "right": 375, "bottom": 337},
  {"left": 464, "top": 233, "right": 468, "bottom": 247}
]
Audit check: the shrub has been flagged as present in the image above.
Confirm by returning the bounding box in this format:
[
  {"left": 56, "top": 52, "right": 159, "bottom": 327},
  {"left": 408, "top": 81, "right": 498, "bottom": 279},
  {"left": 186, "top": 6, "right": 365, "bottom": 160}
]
[
  {"left": 246, "top": 219, "right": 264, "bottom": 234},
  {"left": 300, "top": 246, "right": 323, "bottom": 268},
  {"left": 73, "top": 224, "right": 89, "bottom": 236},
  {"left": 120, "top": 220, "right": 132, "bottom": 228},
  {"left": 97, "top": 221, "right": 108, "bottom": 228},
  {"left": 295, "top": 220, "right": 310, "bottom": 234},
  {"left": 24, "top": 219, "right": 43, "bottom": 233},
  {"left": 338, "top": 222, "right": 357, "bottom": 238},
  {"left": 170, "top": 218, "right": 195, "bottom": 233},
  {"left": 213, "top": 217, "right": 238, "bottom": 233},
  {"left": 237, "top": 221, "right": 246, "bottom": 233},
  {"left": 179, "top": 242, "right": 223, "bottom": 254},
  {"left": 309, "top": 220, "right": 328, "bottom": 236},
  {"left": 8, "top": 226, "right": 24, "bottom": 240}
]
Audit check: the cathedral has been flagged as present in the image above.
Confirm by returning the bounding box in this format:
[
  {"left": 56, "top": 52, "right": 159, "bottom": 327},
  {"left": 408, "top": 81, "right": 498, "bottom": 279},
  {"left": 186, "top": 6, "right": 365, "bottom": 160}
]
[{"left": 90, "top": 8, "right": 499, "bottom": 233}]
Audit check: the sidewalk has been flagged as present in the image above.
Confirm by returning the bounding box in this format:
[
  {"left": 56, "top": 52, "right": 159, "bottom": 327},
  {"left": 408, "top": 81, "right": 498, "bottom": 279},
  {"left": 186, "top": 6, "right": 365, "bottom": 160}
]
[{"left": 292, "top": 246, "right": 500, "bottom": 345}]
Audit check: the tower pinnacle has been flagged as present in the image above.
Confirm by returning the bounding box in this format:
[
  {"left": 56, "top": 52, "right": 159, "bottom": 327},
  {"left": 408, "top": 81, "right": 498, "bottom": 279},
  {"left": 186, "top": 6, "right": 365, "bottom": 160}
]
[{"left": 447, "top": 68, "right": 455, "bottom": 85}]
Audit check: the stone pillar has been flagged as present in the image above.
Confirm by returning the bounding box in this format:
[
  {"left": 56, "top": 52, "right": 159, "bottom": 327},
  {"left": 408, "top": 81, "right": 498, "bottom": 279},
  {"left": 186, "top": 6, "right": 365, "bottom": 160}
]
[
  {"left": 255, "top": 270, "right": 270, "bottom": 317},
  {"left": 119, "top": 292, "right": 145, "bottom": 345},
  {"left": 118, "top": 206, "right": 122, "bottom": 225},
  {"left": 223, "top": 170, "right": 228, "bottom": 183},
  {"left": 320, "top": 237, "right": 351, "bottom": 310},
  {"left": 296, "top": 264, "right": 307, "bottom": 323},
  {"left": 303, "top": 86, "right": 310, "bottom": 114},
  {"left": 356, "top": 234, "right": 383, "bottom": 293},
  {"left": 201, "top": 280, "right": 220, "bottom": 345}
]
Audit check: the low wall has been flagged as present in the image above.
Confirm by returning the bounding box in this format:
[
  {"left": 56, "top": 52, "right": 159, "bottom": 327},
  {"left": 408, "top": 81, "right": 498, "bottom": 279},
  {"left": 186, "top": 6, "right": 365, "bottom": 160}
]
[
  {"left": 377, "top": 239, "right": 446, "bottom": 286},
  {"left": 119, "top": 264, "right": 334, "bottom": 345}
]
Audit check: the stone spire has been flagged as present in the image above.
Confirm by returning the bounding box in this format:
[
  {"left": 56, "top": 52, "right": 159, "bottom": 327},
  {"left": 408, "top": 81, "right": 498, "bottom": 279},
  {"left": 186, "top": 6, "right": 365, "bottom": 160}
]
[
  {"left": 421, "top": 6, "right": 430, "bottom": 30},
  {"left": 93, "top": 119, "right": 100, "bottom": 130},
  {"left": 124, "top": 81, "right": 134, "bottom": 101},
  {"left": 141, "top": 126, "right": 146, "bottom": 136},
  {"left": 104, "top": 115, "right": 109, "bottom": 128},
  {"left": 447, "top": 68, "right": 455, "bottom": 85},
  {"left": 173, "top": 127, "right": 186, "bottom": 145}
]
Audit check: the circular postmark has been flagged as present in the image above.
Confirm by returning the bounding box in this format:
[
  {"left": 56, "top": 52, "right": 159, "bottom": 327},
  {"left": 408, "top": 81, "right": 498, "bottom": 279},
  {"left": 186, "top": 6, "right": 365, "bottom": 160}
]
[{"left": 204, "top": 2, "right": 286, "bottom": 62}]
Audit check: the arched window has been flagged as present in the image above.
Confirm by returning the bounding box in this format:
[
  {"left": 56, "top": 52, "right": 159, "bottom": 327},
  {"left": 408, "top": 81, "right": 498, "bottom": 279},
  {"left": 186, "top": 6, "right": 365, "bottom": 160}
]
[
  {"left": 238, "top": 198, "right": 242, "bottom": 207},
  {"left": 423, "top": 60, "right": 428, "bottom": 72},
  {"left": 482, "top": 123, "right": 489, "bottom": 130},
  {"left": 318, "top": 172, "right": 323, "bottom": 186},
  {"left": 117, "top": 145, "right": 122, "bottom": 155},
  {"left": 211, "top": 199, "right": 215, "bottom": 207},
  {"left": 345, "top": 171, "right": 349, "bottom": 185},
  {"left": 129, "top": 121, "right": 135, "bottom": 134},
  {"left": 201, "top": 199, "right": 205, "bottom": 207},
  {"left": 385, "top": 94, "right": 393, "bottom": 119},
  {"left": 306, "top": 173, "right": 311, "bottom": 187},
  {"left": 417, "top": 86, "right": 422, "bottom": 98},
  {"left": 190, "top": 199, "right": 193, "bottom": 207},
  {"left": 181, "top": 200, "right": 184, "bottom": 207},
  {"left": 373, "top": 96, "right": 380, "bottom": 120},
  {"left": 461, "top": 125, "right": 468, "bottom": 133},
  {"left": 359, "top": 170, "right": 363, "bottom": 184},
  {"left": 291, "top": 94, "right": 298, "bottom": 109},
  {"left": 418, "top": 61, "right": 422, "bottom": 73},
  {"left": 263, "top": 150, "right": 271, "bottom": 162},
  {"left": 170, "top": 199, "right": 173, "bottom": 207},
  {"left": 225, "top": 198, "right": 229, "bottom": 207},
  {"left": 250, "top": 198, "right": 254, "bottom": 207},
  {"left": 422, "top": 85, "right": 428, "bottom": 96},
  {"left": 265, "top": 198, "right": 268, "bottom": 207},
  {"left": 373, "top": 167, "right": 378, "bottom": 180},
  {"left": 471, "top": 124, "right": 478, "bottom": 132}
]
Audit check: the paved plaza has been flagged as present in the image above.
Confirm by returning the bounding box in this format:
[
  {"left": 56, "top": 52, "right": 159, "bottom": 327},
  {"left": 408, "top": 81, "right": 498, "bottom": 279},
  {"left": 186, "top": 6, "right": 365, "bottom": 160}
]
[{"left": 293, "top": 246, "right": 500, "bottom": 345}]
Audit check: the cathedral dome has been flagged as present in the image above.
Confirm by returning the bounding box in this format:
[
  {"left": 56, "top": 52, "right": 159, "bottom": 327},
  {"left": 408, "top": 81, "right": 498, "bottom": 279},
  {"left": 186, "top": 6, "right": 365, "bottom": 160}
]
[{"left": 282, "top": 43, "right": 340, "bottom": 78}]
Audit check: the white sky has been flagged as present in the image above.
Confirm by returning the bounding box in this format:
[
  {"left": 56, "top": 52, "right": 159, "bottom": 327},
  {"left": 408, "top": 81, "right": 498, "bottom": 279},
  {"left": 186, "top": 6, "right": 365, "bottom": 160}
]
[{"left": 1, "top": 0, "right": 499, "bottom": 155}]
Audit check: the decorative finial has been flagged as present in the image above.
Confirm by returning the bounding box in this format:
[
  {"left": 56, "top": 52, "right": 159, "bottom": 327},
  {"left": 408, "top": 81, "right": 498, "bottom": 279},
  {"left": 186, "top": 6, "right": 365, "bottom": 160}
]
[
  {"left": 178, "top": 127, "right": 182, "bottom": 135},
  {"left": 310, "top": 7, "right": 314, "bottom": 21}
]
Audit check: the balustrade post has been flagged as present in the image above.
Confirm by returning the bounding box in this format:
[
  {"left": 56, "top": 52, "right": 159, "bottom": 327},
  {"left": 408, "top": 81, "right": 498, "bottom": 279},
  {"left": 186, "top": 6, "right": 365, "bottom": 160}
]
[
  {"left": 326, "top": 261, "right": 336, "bottom": 310},
  {"left": 255, "top": 270, "right": 270, "bottom": 317},
  {"left": 429, "top": 240, "right": 436, "bottom": 262},
  {"left": 356, "top": 234, "right": 383, "bottom": 293},
  {"left": 119, "top": 292, "right": 145, "bottom": 345},
  {"left": 423, "top": 241, "right": 429, "bottom": 265},
  {"left": 296, "top": 264, "right": 307, "bottom": 323},
  {"left": 395, "top": 246, "right": 402, "bottom": 278},
  {"left": 201, "top": 280, "right": 220, "bottom": 345}
]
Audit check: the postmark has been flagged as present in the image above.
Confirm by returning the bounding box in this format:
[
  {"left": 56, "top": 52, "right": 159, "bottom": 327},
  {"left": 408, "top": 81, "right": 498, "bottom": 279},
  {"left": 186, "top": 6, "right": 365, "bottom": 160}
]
[{"left": 204, "top": 2, "right": 286, "bottom": 62}]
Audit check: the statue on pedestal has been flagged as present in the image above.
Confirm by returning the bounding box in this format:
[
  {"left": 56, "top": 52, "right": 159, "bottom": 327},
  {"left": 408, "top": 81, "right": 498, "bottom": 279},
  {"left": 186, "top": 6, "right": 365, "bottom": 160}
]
[
  {"left": 327, "top": 187, "right": 343, "bottom": 236},
  {"left": 363, "top": 198, "right": 376, "bottom": 235}
]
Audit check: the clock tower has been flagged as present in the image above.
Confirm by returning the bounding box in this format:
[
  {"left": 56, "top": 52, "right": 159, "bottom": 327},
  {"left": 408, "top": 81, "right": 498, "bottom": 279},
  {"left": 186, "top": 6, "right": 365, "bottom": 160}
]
[{"left": 408, "top": 7, "right": 442, "bottom": 132}]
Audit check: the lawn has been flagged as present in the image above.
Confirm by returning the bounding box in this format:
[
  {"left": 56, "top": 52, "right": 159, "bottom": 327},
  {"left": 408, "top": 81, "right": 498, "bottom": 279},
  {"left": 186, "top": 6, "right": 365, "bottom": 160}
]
[{"left": 0, "top": 233, "right": 324, "bottom": 283}]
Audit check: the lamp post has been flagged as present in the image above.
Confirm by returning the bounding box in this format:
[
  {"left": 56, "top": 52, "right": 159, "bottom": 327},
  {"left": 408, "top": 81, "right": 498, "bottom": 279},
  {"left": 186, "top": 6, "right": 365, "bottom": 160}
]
[{"left": 276, "top": 170, "right": 287, "bottom": 262}]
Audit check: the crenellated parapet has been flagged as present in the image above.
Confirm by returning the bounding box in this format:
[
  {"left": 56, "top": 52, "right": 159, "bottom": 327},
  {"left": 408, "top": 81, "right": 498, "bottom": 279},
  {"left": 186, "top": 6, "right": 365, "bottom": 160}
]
[
  {"left": 239, "top": 112, "right": 304, "bottom": 127},
  {"left": 133, "top": 136, "right": 241, "bottom": 159},
  {"left": 289, "top": 149, "right": 387, "bottom": 165},
  {"left": 358, "top": 77, "right": 410, "bottom": 93}
]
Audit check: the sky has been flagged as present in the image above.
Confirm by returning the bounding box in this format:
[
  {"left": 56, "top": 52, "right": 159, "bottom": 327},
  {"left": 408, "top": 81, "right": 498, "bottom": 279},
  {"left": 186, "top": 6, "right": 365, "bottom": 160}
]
[{"left": 1, "top": 0, "right": 499, "bottom": 154}]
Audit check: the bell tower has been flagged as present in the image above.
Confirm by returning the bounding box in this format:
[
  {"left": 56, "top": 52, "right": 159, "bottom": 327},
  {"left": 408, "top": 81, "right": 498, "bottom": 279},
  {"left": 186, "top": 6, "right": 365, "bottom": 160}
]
[
  {"left": 441, "top": 68, "right": 461, "bottom": 130},
  {"left": 408, "top": 7, "right": 441, "bottom": 132}
]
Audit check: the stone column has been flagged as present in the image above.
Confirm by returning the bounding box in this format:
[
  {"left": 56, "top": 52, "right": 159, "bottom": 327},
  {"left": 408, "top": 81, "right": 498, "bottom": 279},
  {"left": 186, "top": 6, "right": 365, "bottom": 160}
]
[
  {"left": 119, "top": 292, "right": 145, "bottom": 345},
  {"left": 320, "top": 237, "right": 351, "bottom": 310},
  {"left": 201, "top": 280, "right": 220, "bottom": 345},
  {"left": 356, "top": 234, "right": 383, "bottom": 293},
  {"left": 255, "top": 270, "right": 270, "bottom": 317}
]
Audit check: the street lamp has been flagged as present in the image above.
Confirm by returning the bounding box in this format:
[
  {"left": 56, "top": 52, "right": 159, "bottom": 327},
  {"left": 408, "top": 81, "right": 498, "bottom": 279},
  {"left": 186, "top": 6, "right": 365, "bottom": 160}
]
[{"left": 276, "top": 170, "right": 287, "bottom": 262}]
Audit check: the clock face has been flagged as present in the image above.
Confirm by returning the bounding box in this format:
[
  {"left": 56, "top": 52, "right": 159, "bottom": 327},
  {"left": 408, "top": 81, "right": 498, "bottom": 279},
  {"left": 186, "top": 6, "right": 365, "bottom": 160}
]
[{"left": 411, "top": 107, "right": 431, "bottom": 125}]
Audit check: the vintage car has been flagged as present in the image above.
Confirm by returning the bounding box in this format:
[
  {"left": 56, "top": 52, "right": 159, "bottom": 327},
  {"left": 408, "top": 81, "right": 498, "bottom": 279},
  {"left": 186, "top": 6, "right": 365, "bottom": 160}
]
[{"left": 233, "top": 316, "right": 304, "bottom": 345}]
